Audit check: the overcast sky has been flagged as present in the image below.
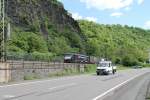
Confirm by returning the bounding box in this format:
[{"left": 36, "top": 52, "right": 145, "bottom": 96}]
[{"left": 59, "top": 0, "right": 150, "bottom": 29}]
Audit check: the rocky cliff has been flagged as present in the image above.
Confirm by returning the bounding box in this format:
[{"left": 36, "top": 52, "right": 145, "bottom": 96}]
[
  {"left": 6, "top": 0, "right": 81, "bottom": 36},
  {"left": 6, "top": 0, "right": 84, "bottom": 54}
]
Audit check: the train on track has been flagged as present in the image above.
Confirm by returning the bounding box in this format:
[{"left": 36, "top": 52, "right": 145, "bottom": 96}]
[{"left": 63, "top": 53, "right": 97, "bottom": 64}]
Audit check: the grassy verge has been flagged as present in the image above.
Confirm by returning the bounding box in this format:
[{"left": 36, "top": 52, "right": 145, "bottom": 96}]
[
  {"left": 143, "top": 64, "right": 150, "bottom": 68},
  {"left": 48, "top": 68, "right": 81, "bottom": 78},
  {"left": 48, "top": 64, "right": 96, "bottom": 78},
  {"left": 84, "top": 64, "right": 96, "bottom": 74},
  {"left": 24, "top": 74, "right": 41, "bottom": 80},
  {"left": 23, "top": 64, "right": 97, "bottom": 80},
  {"left": 117, "top": 65, "right": 132, "bottom": 71},
  {"left": 24, "top": 64, "right": 135, "bottom": 80}
]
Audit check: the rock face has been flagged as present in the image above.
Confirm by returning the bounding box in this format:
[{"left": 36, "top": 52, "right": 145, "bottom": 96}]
[{"left": 6, "top": 0, "right": 81, "bottom": 36}]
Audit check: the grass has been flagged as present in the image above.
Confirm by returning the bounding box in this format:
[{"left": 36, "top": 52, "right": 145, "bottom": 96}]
[
  {"left": 117, "top": 65, "right": 132, "bottom": 71},
  {"left": 24, "top": 74, "right": 40, "bottom": 80},
  {"left": 48, "top": 64, "right": 96, "bottom": 78},
  {"left": 146, "top": 97, "right": 150, "bottom": 100},
  {"left": 24, "top": 64, "right": 135, "bottom": 80},
  {"left": 84, "top": 64, "right": 96, "bottom": 74},
  {"left": 48, "top": 68, "right": 80, "bottom": 78},
  {"left": 143, "top": 64, "right": 150, "bottom": 68}
]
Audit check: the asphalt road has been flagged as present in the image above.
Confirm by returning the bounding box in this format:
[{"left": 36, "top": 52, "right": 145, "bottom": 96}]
[{"left": 0, "top": 68, "right": 150, "bottom": 100}]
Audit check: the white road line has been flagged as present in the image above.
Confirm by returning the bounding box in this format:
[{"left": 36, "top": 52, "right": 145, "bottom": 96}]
[
  {"left": 48, "top": 83, "right": 77, "bottom": 90},
  {"left": 92, "top": 72, "right": 147, "bottom": 100},
  {"left": 3, "top": 95, "right": 15, "bottom": 98},
  {"left": 3, "top": 95, "right": 18, "bottom": 100},
  {"left": 3, "top": 95, "right": 15, "bottom": 99},
  {"left": 0, "top": 79, "right": 59, "bottom": 88},
  {"left": 0, "top": 75, "right": 85, "bottom": 88}
]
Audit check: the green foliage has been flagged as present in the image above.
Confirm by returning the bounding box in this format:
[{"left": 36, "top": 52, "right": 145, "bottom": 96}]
[
  {"left": 7, "top": 0, "right": 150, "bottom": 67},
  {"left": 51, "top": 0, "right": 63, "bottom": 6},
  {"left": 7, "top": 0, "right": 84, "bottom": 58},
  {"left": 8, "top": 32, "right": 48, "bottom": 53},
  {"left": 143, "top": 64, "right": 150, "bottom": 67},
  {"left": 31, "top": 52, "right": 54, "bottom": 61},
  {"left": 122, "top": 54, "right": 139, "bottom": 66},
  {"left": 48, "top": 37, "right": 71, "bottom": 55},
  {"left": 79, "top": 20, "right": 150, "bottom": 66},
  {"left": 85, "top": 64, "right": 96, "bottom": 73},
  {"left": 47, "top": 23, "right": 83, "bottom": 54},
  {"left": 117, "top": 65, "right": 132, "bottom": 70},
  {"left": 7, "top": 52, "right": 55, "bottom": 61},
  {"left": 24, "top": 74, "right": 40, "bottom": 80},
  {"left": 48, "top": 67, "right": 80, "bottom": 77},
  {"left": 7, "top": 45, "right": 24, "bottom": 52}
]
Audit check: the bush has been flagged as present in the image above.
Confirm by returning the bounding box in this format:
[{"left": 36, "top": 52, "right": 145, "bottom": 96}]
[
  {"left": 7, "top": 52, "right": 25, "bottom": 60},
  {"left": 143, "top": 64, "right": 150, "bottom": 67},
  {"left": 122, "top": 55, "right": 139, "bottom": 66},
  {"left": 31, "top": 52, "right": 54, "bottom": 61},
  {"left": 85, "top": 64, "right": 96, "bottom": 73},
  {"left": 7, "top": 52, "right": 55, "bottom": 61},
  {"left": 9, "top": 32, "right": 48, "bottom": 53},
  {"left": 7, "top": 45, "right": 24, "bottom": 52}
]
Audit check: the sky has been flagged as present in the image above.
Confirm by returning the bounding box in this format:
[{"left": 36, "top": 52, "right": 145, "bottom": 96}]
[{"left": 59, "top": 0, "right": 150, "bottom": 29}]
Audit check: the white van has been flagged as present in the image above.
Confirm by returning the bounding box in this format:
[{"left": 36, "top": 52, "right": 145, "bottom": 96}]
[{"left": 96, "top": 59, "right": 116, "bottom": 75}]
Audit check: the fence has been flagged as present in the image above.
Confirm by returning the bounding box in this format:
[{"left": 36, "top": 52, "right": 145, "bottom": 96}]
[
  {"left": 0, "top": 60, "right": 86, "bottom": 82},
  {"left": 0, "top": 63, "right": 11, "bottom": 83},
  {"left": 0, "top": 52, "right": 97, "bottom": 83}
]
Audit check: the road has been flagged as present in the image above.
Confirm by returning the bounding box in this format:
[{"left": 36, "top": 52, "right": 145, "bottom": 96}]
[{"left": 0, "top": 68, "right": 150, "bottom": 100}]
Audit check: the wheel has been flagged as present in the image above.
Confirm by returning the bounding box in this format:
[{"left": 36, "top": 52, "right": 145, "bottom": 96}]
[
  {"left": 112, "top": 70, "right": 115, "bottom": 74},
  {"left": 106, "top": 72, "right": 109, "bottom": 75},
  {"left": 97, "top": 72, "right": 100, "bottom": 75}
]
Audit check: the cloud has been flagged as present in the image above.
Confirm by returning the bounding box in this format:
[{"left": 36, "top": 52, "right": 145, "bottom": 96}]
[
  {"left": 124, "top": 7, "right": 131, "bottom": 11},
  {"left": 144, "top": 20, "right": 150, "bottom": 29},
  {"left": 72, "top": 12, "right": 83, "bottom": 20},
  {"left": 80, "top": 0, "right": 134, "bottom": 10},
  {"left": 110, "top": 12, "right": 123, "bottom": 17},
  {"left": 137, "top": 0, "right": 144, "bottom": 5},
  {"left": 71, "top": 12, "right": 98, "bottom": 22},
  {"left": 85, "top": 17, "right": 98, "bottom": 22}
]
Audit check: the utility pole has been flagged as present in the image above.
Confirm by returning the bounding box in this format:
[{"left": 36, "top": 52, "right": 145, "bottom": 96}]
[
  {"left": 149, "top": 50, "right": 150, "bottom": 64},
  {"left": 0, "top": 0, "right": 5, "bottom": 62}
]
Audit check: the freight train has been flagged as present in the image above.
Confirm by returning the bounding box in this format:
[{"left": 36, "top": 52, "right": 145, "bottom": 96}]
[{"left": 63, "top": 53, "right": 97, "bottom": 64}]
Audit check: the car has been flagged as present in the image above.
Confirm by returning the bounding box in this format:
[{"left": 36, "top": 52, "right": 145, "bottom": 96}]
[{"left": 132, "top": 66, "right": 142, "bottom": 69}]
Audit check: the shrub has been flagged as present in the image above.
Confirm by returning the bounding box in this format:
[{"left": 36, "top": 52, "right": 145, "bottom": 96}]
[
  {"left": 122, "top": 55, "right": 139, "bottom": 66},
  {"left": 85, "top": 64, "right": 96, "bottom": 73}
]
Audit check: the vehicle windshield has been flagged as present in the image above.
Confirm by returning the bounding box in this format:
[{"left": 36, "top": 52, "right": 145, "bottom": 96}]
[{"left": 98, "top": 63, "right": 110, "bottom": 67}]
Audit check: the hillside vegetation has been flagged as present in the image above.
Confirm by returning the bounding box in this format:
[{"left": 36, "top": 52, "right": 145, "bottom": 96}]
[
  {"left": 79, "top": 20, "right": 150, "bottom": 66},
  {"left": 5, "top": 0, "right": 150, "bottom": 66},
  {"left": 6, "top": 0, "right": 84, "bottom": 59}
]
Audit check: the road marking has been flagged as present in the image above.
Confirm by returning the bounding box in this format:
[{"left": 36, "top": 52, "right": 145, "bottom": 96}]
[
  {"left": 48, "top": 83, "right": 77, "bottom": 90},
  {"left": 92, "top": 72, "right": 147, "bottom": 100},
  {"left": 0, "top": 75, "right": 87, "bottom": 88},
  {"left": 0, "top": 79, "right": 59, "bottom": 88},
  {"left": 3, "top": 95, "right": 15, "bottom": 98},
  {"left": 3, "top": 95, "right": 16, "bottom": 99}
]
